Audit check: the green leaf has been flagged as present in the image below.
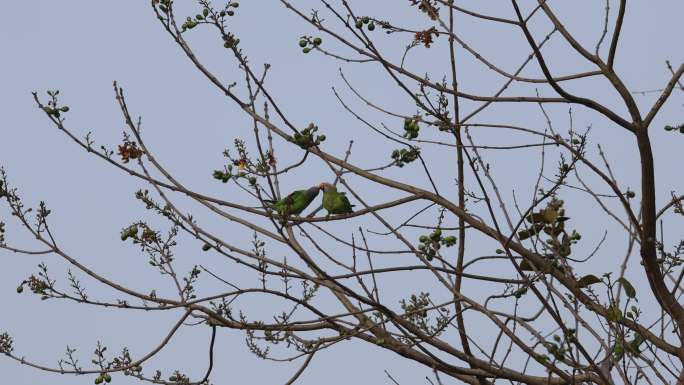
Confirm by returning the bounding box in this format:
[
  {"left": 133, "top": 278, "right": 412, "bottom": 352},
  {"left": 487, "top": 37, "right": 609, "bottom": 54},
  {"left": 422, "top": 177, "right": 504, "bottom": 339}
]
[
  {"left": 577, "top": 274, "right": 601, "bottom": 288},
  {"left": 612, "top": 343, "right": 624, "bottom": 359},
  {"left": 627, "top": 333, "right": 645, "bottom": 355},
  {"left": 617, "top": 277, "right": 636, "bottom": 299},
  {"left": 607, "top": 304, "right": 623, "bottom": 323},
  {"left": 518, "top": 224, "right": 542, "bottom": 240}
]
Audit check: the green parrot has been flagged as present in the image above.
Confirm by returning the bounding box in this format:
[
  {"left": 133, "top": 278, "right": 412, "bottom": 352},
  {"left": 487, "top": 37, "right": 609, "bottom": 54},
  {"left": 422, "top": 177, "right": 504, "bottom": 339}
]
[
  {"left": 264, "top": 186, "right": 320, "bottom": 217},
  {"left": 319, "top": 182, "right": 354, "bottom": 216}
]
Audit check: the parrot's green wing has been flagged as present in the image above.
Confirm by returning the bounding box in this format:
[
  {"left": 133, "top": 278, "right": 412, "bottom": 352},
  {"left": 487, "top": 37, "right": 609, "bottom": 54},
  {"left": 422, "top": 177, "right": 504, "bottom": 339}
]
[
  {"left": 335, "top": 192, "right": 354, "bottom": 213},
  {"left": 267, "top": 186, "right": 320, "bottom": 216},
  {"left": 322, "top": 188, "right": 354, "bottom": 215}
]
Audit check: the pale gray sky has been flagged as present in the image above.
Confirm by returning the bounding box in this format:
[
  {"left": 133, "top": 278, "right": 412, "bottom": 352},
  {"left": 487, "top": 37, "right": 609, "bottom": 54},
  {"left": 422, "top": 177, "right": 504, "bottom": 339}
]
[{"left": 2, "top": 1, "right": 683, "bottom": 384}]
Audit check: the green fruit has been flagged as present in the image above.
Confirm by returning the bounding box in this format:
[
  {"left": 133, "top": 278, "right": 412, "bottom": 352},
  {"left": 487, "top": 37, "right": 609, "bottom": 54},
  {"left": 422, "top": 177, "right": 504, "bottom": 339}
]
[
  {"left": 430, "top": 229, "right": 442, "bottom": 240},
  {"left": 368, "top": 22, "right": 375, "bottom": 31},
  {"left": 95, "top": 376, "right": 104, "bottom": 384},
  {"left": 104, "top": 374, "right": 112, "bottom": 383},
  {"left": 318, "top": 134, "right": 326, "bottom": 141},
  {"left": 203, "top": 8, "right": 209, "bottom": 16},
  {"left": 313, "top": 37, "right": 322, "bottom": 46},
  {"left": 60, "top": 106, "right": 70, "bottom": 112},
  {"left": 626, "top": 190, "right": 636, "bottom": 198},
  {"left": 419, "top": 235, "right": 429, "bottom": 243},
  {"left": 202, "top": 244, "right": 211, "bottom": 251},
  {"left": 442, "top": 236, "right": 457, "bottom": 246},
  {"left": 355, "top": 20, "right": 363, "bottom": 28},
  {"left": 362, "top": 16, "right": 370, "bottom": 24},
  {"left": 299, "top": 40, "right": 307, "bottom": 48},
  {"left": 302, "top": 47, "right": 311, "bottom": 54},
  {"left": 16, "top": 285, "right": 23, "bottom": 294},
  {"left": 248, "top": 177, "right": 257, "bottom": 185}
]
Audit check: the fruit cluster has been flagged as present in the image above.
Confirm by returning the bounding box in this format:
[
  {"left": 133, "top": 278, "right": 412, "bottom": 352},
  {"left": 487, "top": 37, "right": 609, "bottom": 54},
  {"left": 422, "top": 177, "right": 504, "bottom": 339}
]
[
  {"left": 93, "top": 373, "right": 112, "bottom": 384},
  {"left": 40, "top": 90, "right": 69, "bottom": 118},
  {"left": 212, "top": 166, "right": 257, "bottom": 186},
  {"left": 403, "top": 117, "right": 420, "bottom": 139},
  {"left": 665, "top": 123, "right": 684, "bottom": 133},
  {"left": 291, "top": 123, "right": 326, "bottom": 149},
  {"left": 120, "top": 224, "right": 138, "bottom": 241},
  {"left": 171, "top": 2, "right": 239, "bottom": 32},
  {"left": 417, "top": 229, "right": 457, "bottom": 261},
  {"left": 391, "top": 147, "right": 420, "bottom": 167},
  {"left": 0, "top": 332, "right": 13, "bottom": 354},
  {"left": 355, "top": 16, "right": 376, "bottom": 31},
  {"left": 298, "top": 37, "right": 322, "bottom": 54}
]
